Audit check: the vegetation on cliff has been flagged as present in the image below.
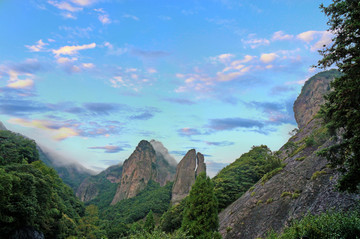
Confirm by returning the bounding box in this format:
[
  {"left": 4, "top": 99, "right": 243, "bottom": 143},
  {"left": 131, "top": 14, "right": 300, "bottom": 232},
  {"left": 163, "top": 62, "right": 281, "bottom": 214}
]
[{"left": 213, "top": 145, "right": 283, "bottom": 210}]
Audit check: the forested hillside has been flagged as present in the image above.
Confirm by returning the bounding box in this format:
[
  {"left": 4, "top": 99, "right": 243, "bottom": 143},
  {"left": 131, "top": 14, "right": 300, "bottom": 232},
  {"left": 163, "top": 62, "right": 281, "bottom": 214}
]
[{"left": 0, "top": 130, "right": 84, "bottom": 238}]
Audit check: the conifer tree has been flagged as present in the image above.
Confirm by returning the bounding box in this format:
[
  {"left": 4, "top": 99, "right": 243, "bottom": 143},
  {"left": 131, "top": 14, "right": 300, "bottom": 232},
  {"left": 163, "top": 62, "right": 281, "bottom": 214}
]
[
  {"left": 144, "top": 210, "right": 155, "bottom": 233},
  {"left": 317, "top": 0, "right": 360, "bottom": 192},
  {"left": 181, "top": 172, "right": 220, "bottom": 239}
]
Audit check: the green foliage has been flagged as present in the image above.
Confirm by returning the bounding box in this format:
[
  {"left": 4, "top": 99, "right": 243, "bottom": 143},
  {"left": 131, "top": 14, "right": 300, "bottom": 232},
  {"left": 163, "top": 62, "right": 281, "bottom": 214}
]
[
  {"left": 317, "top": 0, "right": 360, "bottom": 192},
  {"left": 144, "top": 210, "right": 155, "bottom": 233},
  {"left": 0, "top": 162, "right": 84, "bottom": 238},
  {"left": 103, "top": 180, "right": 173, "bottom": 225},
  {"left": 160, "top": 199, "right": 187, "bottom": 233},
  {"left": 266, "top": 198, "right": 274, "bottom": 204},
  {"left": 213, "top": 145, "right": 282, "bottom": 210},
  {"left": 181, "top": 172, "right": 219, "bottom": 239},
  {"left": 261, "top": 166, "right": 285, "bottom": 185},
  {"left": 305, "top": 135, "right": 316, "bottom": 147},
  {"left": 265, "top": 209, "right": 360, "bottom": 239},
  {"left": 251, "top": 192, "right": 256, "bottom": 197},
  {"left": 127, "top": 229, "right": 191, "bottom": 239},
  {"left": 0, "top": 130, "right": 39, "bottom": 165},
  {"left": 311, "top": 170, "right": 326, "bottom": 180},
  {"left": 77, "top": 205, "right": 106, "bottom": 239},
  {"left": 0, "top": 130, "right": 84, "bottom": 238},
  {"left": 280, "top": 192, "right": 292, "bottom": 198},
  {"left": 295, "top": 156, "right": 306, "bottom": 161},
  {"left": 84, "top": 166, "right": 122, "bottom": 210}
]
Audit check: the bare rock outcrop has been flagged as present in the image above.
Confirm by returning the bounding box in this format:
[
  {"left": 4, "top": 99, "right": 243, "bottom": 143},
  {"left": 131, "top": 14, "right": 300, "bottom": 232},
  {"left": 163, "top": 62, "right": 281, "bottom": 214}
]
[
  {"left": 219, "top": 69, "right": 358, "bottom": 239},
  {"left": 171, "top": 149, "right": 206, "bottom": 204},
  {"left": 293, "top": 69, "right": 340, "bottom": 128},
  {"left": 111, "top": 140, "right": 176, "bottom": 205}
]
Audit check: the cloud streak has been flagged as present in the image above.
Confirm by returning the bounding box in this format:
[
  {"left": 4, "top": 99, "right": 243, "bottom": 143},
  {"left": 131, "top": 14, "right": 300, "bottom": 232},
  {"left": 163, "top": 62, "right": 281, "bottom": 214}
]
[{"left": 52, "top": 43, "right": 96, "bottom": 56}]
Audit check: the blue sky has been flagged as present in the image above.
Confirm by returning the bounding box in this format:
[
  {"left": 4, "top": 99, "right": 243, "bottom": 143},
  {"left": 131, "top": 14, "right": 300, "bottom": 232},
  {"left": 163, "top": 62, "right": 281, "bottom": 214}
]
[{"left": 0, "top": 0, "right": 332, "bottom": 176}]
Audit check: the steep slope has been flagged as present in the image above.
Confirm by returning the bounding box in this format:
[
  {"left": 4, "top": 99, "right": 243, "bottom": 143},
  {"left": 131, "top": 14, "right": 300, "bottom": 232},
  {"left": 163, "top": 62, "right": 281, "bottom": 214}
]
[
  {"left": 0, "top": 129, "right": 84, "bottom": 238},
  {"left": 218, "top": 70, "right": 359, "bottom": 239},
  {"left": 111, "top": 140, "right": 176, "bottom": 205},
  {"left": 76, "top": 164, "right": 122, "bottom": 207},
  {"left": 171, "top": 149, "right": 206, "bottom": 204},
  {"left": 293, "top": 69, "right": 341, "bottom": 128},
  {"left": 0, "top": 122, "right": 92, "bottom": 191}
]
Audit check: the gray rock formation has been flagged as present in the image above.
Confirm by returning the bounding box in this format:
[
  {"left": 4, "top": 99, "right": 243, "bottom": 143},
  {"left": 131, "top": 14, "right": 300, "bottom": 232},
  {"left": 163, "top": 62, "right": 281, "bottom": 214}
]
[
  {"left": 196, "top": 152, "right": 206, "bottom": 176},
  {"left": 111, "top": 140, "right": 176, "bottom": 205},
  {"left": 171, "top": 149, "right": 206, "bottom": 204},
  {"left": 218, "top": 70, "right": 358, "bottom": 239},
  {"left": 293, "top": 69, "right": 340, "bottom": 128}
]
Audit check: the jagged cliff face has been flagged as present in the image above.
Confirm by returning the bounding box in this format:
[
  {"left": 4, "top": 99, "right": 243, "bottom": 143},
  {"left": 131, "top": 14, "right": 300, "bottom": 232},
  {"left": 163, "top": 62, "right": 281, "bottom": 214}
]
[
  {"left": 293, "top": 69, "right": 341, "bottom": 128},
  {"left": 218, "top": 70, "right": 358, "bottom": 239},
  {"left": 171, "top": 149, "right": 206, "bottom": 204},
  {"left": 111, "top": 140, "right": 176, "bottom": 205}
]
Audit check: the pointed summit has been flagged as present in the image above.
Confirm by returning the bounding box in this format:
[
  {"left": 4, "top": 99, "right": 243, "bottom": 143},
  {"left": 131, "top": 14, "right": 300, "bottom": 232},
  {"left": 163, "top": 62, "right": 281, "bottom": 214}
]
[
  {"left": 111, "top": 140, "right": 176, "bottom": 205},
  {"left": 171, "top": 149, "right": 206, "bottom": 204}
]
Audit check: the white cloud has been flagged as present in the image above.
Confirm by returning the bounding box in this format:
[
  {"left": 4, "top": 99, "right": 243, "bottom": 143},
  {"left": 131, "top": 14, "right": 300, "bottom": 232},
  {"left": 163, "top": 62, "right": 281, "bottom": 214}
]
[
  {"left": 297, "top": 30, "right": 318, "bottom": 42},
  {"left": 25, "top": 39, "right": 48, "bottom": 52},
  {"left": 99, "top": 14, "right": 111, "bottom": 24},
  {"left": 82, "top": 63, "right": 95, "bottom": 69},
  {"left": 52, "top": 43, "right": 96, "bottom": 56},
  {"left": 48, "top": 1, "right": 83, "bottom": 12},
  {"left": 311, "top": 31, "right": 332, "bottom": 51},
  {"left": 123, "top": 14, "right": 139, "bottom": 21},
  {"left": 61, "top": 12, "right": 77, "bottom": 19},
  {"left": 7, "top": 79, "right": 34, "bottom": 89},
  {"left": 272, "top": 31, "right": 293, "bottom": 41},
  {"left": 297, "top": 30, "right": 333, "bottom": 51},
  {"left": 9, "top": 118, "right": 79, "bottom": 141},
  {"left": 71, "top": 0, "right": 96, "bottom": 6},
  {"left": 210, "top": 53, "right": 235, "bottom": 64},
  {"left": 56, "top": 57, "right": 78, "bottom": 64},
  {"left": 147, "top": 68, "right": 157, "bottom": 74},
  {"left": 242, "top": 36, "right": 270, "bottom": 49},
  {"left": 260, "top": 53, "right": 278, "bottom": 63}
]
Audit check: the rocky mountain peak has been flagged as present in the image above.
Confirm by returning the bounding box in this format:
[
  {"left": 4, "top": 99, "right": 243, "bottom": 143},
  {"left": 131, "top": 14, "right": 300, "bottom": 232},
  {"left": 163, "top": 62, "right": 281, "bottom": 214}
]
[
  {"left": 293, "top": 69, "right": 341, "bottom": 129},
  {"left": 171, "top": 149, "right": 206, "bottom": 204},
  {"left": 111, "top": 139, "right": 176, "bottom": 205},
  {"left": 218, "top": 70, "right": 358, "bottom": 239}
]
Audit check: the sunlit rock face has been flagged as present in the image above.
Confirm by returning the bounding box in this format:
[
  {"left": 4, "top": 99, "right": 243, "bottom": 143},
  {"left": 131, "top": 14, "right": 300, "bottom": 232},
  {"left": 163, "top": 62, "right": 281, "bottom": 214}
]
[
  {"left": 111, "top": 140, "right": 176, "bottom": 205},
  {"left": 171, "top": 149, "right": 206, "bottom": 204}
]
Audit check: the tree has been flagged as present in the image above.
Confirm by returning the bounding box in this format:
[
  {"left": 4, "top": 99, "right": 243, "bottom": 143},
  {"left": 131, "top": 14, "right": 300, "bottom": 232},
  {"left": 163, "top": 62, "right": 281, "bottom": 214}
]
[
  {"left": 317, "top": 0, "right": 360, "bottom": 192},
  {"left": 144, "top": 210, "right": 155, "bottom": 233},
  {"left": 181, "top": 172, "right": 220, "bottom": 239}
]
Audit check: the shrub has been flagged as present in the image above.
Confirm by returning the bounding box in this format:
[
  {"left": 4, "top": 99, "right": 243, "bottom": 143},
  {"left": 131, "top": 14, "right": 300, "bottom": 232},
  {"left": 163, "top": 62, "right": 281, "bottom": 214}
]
[
  {"left": 311, "top": 171, "right": 326, "bottom": 180},
  {"left": 265, "top": 209, "right": 360, "bottom": 239}
]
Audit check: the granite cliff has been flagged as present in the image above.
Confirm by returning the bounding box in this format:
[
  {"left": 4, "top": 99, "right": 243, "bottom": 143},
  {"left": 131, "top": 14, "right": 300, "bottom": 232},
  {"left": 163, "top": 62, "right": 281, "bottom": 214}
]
[
  {"left": 218, "top": 70, "right": 359, "bottom": 239},
  {"left": 111, "top": 140, "right": 176, "bottom": 205},
  {"left": 171, "top": 149, "right": 206, "bottom": 204}
]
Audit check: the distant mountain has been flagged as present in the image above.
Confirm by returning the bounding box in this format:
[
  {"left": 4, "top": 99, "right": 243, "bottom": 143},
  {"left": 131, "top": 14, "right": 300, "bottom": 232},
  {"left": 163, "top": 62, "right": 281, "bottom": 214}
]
[
  {"left": 218, "top": 70, "right": 359, "bottom": 239},
  {"left": 38, "top": 147, "right": 93, "bottom": 191},
  {"left": 0, "top": 121, "right": 7, "bottom": 131}
]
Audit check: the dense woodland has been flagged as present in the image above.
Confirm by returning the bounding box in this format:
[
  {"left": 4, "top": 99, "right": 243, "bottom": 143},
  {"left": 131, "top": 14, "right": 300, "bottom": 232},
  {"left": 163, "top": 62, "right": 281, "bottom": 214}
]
[{"left": 1, "top": 0, "right": 360, "bottom": 238}]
